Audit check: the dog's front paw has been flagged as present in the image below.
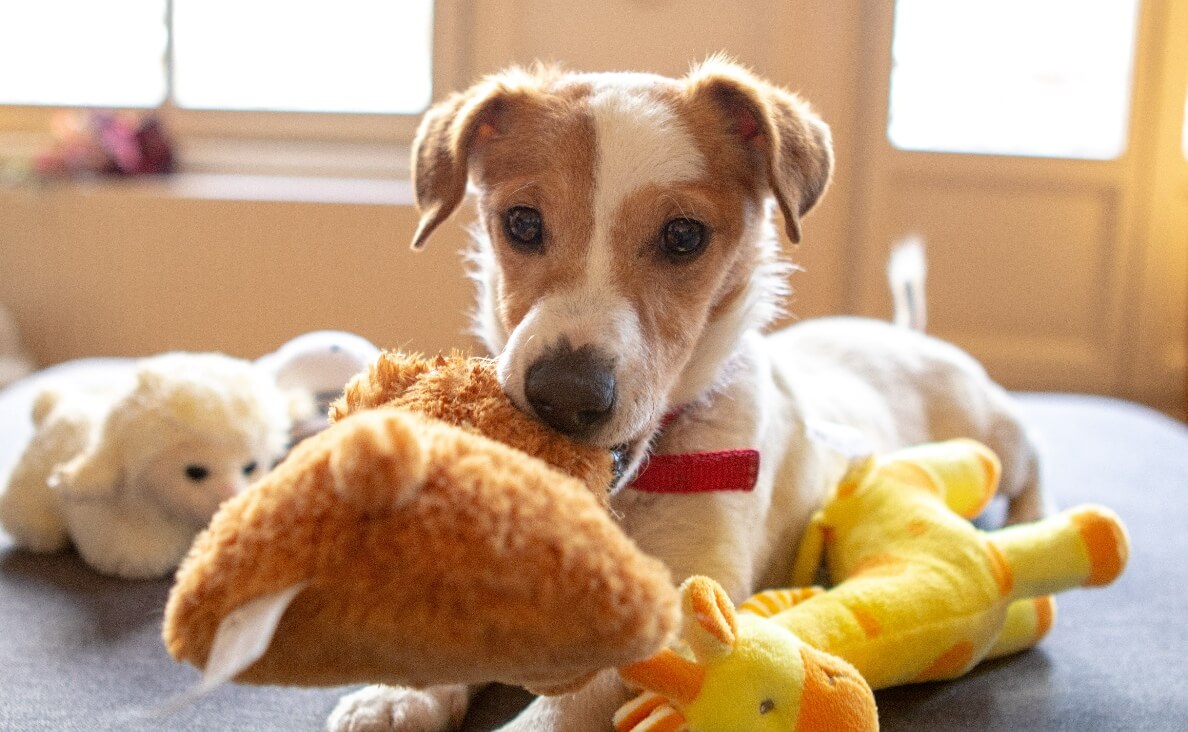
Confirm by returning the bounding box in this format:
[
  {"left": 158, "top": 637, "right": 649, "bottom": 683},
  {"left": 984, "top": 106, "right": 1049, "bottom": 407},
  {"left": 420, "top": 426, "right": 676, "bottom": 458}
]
[
  {"left": 327, "top": 684, "right": 468, "bottom": 732},
  {"left": 496, "top": 669, "right": 630, "bottom": 732}
]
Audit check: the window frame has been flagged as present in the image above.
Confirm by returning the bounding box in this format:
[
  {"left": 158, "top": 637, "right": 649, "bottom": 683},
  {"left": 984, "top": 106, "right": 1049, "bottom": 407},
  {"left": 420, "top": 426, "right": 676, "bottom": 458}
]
[
  {"left": 883, "top": 0, "right": 1142, "bottom": 162},
  {"left": 0, "top": 0, "right": 467, "bottom": 178}
]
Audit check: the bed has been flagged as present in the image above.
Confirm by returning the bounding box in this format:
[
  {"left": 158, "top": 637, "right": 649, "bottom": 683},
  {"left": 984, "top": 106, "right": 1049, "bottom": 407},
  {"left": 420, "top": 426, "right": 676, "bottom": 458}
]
[{"left": 1, "top": 360, "right": 1185, "bottom": 731}]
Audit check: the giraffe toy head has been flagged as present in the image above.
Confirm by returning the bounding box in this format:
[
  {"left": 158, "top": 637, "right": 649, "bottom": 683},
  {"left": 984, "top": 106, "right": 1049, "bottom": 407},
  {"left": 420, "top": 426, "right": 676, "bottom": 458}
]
[{"left": 617, "top": 576, "right": 878, "bottom": 732}]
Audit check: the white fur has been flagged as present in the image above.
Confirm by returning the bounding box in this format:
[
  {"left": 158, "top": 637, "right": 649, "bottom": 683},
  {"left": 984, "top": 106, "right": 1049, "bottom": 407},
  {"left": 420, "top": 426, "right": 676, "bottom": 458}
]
[
  {"left": 465, "top": 222, "right": 508, "bottom": 356},
  {"left": 585, "top": 77, "right": 705, "bottom": 250},
  {"left": 328, "top": 684, "right": 471, "bottom": 732}
]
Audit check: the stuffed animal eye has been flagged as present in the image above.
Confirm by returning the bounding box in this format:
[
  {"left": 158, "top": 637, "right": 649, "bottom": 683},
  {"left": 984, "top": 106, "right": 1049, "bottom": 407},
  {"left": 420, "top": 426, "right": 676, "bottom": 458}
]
[
  {"left": 504, "top": 206, "right": 544, "bottom": 251},
  {"left": 242, "top": 461, "right": 259, "bottom": 476},
  {"left": 184, "top": 464, "right": 210, "bottom": 482},
  {"left": 660, "top": 218, "right": 706, "bottom": 260},
  {"left": 759, "top": 699, "right": 775, "bottom": 715}
]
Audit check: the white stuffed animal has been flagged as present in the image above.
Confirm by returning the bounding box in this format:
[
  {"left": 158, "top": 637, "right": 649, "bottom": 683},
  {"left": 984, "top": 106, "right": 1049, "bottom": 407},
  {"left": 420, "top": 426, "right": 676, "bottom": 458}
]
[
  {"left": 0, "top": 352, "right": 292, "bottom": 579},
  {"left": 256, "top": 330, "right": 380, "bottom": 445}
]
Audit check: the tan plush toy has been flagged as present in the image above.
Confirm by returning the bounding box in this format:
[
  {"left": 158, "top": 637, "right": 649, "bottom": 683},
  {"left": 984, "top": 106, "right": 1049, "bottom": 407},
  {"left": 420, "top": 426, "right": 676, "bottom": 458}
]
[{"left": 163, "top": 352, "right": 679, "bottom": 695}]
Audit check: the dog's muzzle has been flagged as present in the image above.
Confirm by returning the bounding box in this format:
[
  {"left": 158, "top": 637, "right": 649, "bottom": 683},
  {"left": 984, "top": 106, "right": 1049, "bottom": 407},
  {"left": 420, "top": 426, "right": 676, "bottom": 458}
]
[{"left": 524, "top": 343, "right": 616, "bottom": 440}]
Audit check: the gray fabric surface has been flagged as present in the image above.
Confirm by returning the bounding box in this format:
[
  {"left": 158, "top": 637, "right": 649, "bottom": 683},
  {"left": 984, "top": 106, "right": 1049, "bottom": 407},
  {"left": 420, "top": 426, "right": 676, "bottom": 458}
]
[{"left": 1, "top": 372, "right": 1185, "bottom": 730}]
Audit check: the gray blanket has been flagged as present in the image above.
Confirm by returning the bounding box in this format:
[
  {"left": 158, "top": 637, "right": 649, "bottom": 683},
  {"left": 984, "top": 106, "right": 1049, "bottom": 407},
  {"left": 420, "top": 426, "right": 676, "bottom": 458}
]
[{"left": 1, "top": 374, "right": 1184, "bottom": 730}]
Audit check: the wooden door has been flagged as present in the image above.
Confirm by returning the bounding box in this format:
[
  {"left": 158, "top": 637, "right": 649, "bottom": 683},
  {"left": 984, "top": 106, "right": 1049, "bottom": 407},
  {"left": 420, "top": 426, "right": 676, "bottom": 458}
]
[{"left": 848, "top": 0, "right": 1186, "bottom": 411}]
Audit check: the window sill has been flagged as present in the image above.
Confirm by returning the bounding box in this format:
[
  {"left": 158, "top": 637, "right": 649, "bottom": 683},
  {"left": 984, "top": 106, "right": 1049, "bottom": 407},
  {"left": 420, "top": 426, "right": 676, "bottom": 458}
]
[
  {"left": 150, "top": 172, "right": 413, "bottom": 206},
  {"left": 1, "top": 171, "right": 415, "bottom": 207},
  {"left": 0, "top": 131, "right": 416, "bottom": 206}
]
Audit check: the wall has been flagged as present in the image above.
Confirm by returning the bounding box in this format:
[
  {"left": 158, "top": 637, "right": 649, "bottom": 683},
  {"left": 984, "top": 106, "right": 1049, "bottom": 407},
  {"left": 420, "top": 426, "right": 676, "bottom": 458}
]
[
  {"left": 0, "top": 0, "right": 1183, "bottom": 414},
  {"left": 0, "top": 179, "right": 476, "bottom": 362}
]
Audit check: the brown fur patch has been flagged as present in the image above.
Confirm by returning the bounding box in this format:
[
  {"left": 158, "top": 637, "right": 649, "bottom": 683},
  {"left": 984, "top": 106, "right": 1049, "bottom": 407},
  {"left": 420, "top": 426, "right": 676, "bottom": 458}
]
[
  {"left": 468, "top": 81, "right": 600, "bottom": 332},
  {"left": 606, "top": 180, "right": 754, "bottom": 375}
]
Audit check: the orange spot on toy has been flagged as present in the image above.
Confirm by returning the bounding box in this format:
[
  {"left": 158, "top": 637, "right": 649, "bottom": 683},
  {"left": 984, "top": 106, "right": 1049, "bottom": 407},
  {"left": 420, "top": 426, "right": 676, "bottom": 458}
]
[
  {"left": 914, "top": 641, "right": 976, "bottom": 682},
  {"left": 1072, "top": 509, "right": 1129, "bottom": 586},
  {"left": 796, "top": 645, "right": 879, "bottom": 732},
  {"left": 880, "top": 460, "right": 940, "bottom": 494},
  {"left": 849, "top": 553, "right": 908, "bottom": 578},
  {"left": 985, "top": 541, "right": 1015, "bottom": 596},
  {"left": 847, "top": 605, "right": 882, "bottom": 638},
  {"left": 1033, "top": 595, "right": 1056, "bottom": 642}
]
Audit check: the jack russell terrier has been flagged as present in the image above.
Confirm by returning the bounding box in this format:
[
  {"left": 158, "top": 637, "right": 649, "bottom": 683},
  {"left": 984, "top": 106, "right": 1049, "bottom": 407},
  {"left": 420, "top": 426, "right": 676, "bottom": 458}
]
[{"left": 329, "top": 57, "right": 1046, "bottom": 732}]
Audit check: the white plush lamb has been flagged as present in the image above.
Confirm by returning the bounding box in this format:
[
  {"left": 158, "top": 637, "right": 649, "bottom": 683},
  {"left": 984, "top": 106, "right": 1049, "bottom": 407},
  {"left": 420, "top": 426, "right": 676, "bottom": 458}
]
[{"left": 0, "top": 352, "right": 292, "bottom": 579}]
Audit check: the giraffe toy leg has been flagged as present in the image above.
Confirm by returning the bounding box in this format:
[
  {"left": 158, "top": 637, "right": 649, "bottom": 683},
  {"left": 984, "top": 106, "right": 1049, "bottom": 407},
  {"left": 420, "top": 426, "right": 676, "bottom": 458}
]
[
  {"left": 985, "top": 595, "right": 1057, "bottom": 660},
  {"left": 613, "top": 691, "right": 687, "bottom": 732},
  {"left": 986, "top": 505, "right": 1129, "bottom": 600}
]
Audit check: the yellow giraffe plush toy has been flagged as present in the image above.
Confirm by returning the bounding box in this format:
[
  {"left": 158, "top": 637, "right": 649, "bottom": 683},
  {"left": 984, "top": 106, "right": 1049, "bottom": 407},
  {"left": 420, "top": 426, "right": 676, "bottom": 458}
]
[{"left": 617, "top": 439, "right": 1130, "bottom": 732}]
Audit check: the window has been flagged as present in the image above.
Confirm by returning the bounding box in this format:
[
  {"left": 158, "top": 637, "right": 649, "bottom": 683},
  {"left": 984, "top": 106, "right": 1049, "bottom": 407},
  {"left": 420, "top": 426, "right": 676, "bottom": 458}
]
[
  {"left": 0, "top": 2, "right": 168, "bottom": 108},
  {"left": 0, "top": 0, "right": 434, "bottom": 116},
  {"left": 887, "top": 0, "right": 1140, "bottom": 160},
  {"left": 172, "top": 1, "right": 432, "bottom": 114}
]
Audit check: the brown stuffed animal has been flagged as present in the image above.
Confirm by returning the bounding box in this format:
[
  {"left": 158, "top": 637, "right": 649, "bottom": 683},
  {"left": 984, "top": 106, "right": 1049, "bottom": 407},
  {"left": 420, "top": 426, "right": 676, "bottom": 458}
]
[{"left": 162, "top": 353, "right": 678, "bottom": 694}]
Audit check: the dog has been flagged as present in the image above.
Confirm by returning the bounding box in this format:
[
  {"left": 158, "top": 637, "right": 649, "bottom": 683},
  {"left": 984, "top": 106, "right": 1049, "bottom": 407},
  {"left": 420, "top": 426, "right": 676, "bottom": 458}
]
[{"left": 328, "top": 57, "right": 1046, "bottom": 731}]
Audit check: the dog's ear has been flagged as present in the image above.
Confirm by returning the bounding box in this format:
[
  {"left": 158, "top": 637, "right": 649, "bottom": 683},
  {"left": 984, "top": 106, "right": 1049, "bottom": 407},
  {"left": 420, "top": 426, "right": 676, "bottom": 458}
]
[
  {"left": 684, "top": 58, "right": 833, "bottom": 244},
  {"left": 410, "top": 67, "right": 554, "bottom": 250},
  {"left": 409, "top": 85, "right": 499, "bottom": 249}
]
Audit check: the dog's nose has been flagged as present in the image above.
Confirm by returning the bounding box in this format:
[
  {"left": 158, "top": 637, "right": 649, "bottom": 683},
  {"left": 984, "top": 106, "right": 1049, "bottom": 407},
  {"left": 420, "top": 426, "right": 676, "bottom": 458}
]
[{"left": 525, "top": 345, "right": 616, "bottom": 439}]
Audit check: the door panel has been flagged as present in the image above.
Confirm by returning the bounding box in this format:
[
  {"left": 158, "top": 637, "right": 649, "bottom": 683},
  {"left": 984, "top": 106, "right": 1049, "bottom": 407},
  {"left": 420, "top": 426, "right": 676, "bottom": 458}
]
[{"left": 852, "top": 0, "right": 1185, "bottom": 409}]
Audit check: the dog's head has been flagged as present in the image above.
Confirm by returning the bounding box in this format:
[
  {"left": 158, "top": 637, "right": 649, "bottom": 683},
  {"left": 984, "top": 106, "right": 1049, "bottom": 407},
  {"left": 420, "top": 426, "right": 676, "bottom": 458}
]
[{"left": 410, "top": 57, "right": 832, "bottom": 460}]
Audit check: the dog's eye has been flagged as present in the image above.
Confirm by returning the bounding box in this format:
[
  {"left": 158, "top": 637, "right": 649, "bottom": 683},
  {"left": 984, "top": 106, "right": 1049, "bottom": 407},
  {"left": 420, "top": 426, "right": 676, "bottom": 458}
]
[
  {"left": 504, "top": 206, "right": 544, "bottom": 251},
  {"left": 184, "top": 464, "right": 210, "bottom": 482},
  {"left": 661, "top": 218, "right": 706, "bottom": 260},
  {"left": 242, "top": 461, "right": 258, "bottom": 476}
]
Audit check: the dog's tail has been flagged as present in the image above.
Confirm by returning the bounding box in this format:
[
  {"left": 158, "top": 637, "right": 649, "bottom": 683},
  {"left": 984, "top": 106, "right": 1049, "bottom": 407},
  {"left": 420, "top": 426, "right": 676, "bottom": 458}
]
[{"left": 888, "top": 235, "right": 927, "bottom": 332}]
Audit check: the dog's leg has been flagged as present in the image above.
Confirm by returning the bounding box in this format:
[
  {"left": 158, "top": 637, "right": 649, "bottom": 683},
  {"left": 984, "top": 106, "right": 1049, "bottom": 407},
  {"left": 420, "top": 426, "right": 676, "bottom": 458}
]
[
  {"left": 494, "top": 669, "right": 631, "bottom": 732},
  {"left": 495, "top": 491, "right": 766, "bottom": 731},
  {"left": 326, "top": 683, "right": 472, "bottom": 732},
  {"left": 1004, "top": 455, "right": 1050, "bottom": 525},
  {"left": 983, "top": 389, "right": 1054, "bottom": 525}
]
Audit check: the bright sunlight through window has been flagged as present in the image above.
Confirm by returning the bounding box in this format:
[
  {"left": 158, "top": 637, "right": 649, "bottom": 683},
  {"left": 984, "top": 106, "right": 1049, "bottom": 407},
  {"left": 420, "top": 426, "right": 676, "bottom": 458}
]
[
  {"left": 888, "top": 0, "right": 1140, "bottom": 160},
  {"left": 0, "top": 0, "right": 434, "bottom": 115},
  {"left": 0, "top": 1, "right": 168, "bottom": 107},
  {"left": 173, "top": 0, "right": 432, "bottom": 114}
]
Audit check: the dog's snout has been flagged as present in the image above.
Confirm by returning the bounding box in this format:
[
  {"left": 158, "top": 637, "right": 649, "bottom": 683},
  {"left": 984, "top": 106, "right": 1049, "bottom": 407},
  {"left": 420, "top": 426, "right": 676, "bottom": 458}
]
[{"left": 525, "top": 345, "right": 616, "bottom": 439}]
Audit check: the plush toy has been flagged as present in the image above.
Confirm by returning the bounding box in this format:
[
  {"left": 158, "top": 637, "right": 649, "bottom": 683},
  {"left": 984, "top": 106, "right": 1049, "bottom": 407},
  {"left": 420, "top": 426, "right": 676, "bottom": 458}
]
[
  {"left": 0, "top": 352, "right": 293, "bottom": 579},
  {"left": 256, "top": 330, "right": 381, "bottom": 446},
  {"left": 617, "top": 576, "right": 878, "bottom": 732},
  {"left": 162, "top": 352, "right": 679, "bottom": 695},
  {"left": 616, "top": 439, "right": 1130, "bottom": 732}
]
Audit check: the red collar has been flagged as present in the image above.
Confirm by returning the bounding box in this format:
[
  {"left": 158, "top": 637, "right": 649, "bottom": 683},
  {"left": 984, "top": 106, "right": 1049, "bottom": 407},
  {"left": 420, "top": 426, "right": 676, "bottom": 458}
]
[
  {"left": 628, "top": 406, "right": 760, "bottom": 493},
  {"left": 629, "top": 448, "right": 760, "bottom": 493}
]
